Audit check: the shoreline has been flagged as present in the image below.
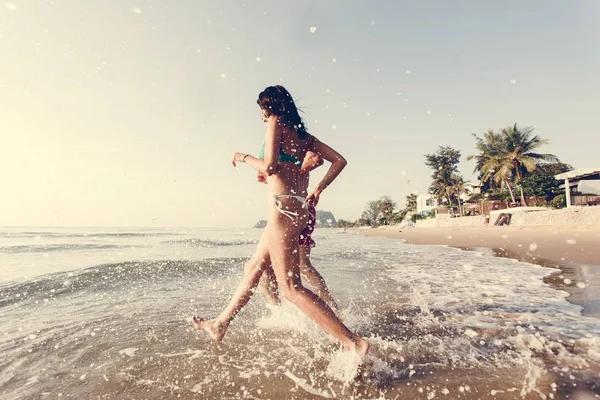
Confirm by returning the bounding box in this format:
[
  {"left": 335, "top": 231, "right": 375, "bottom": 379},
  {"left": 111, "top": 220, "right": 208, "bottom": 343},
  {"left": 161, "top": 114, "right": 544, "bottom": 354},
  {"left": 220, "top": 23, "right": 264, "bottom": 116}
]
[{"left": 358, "top": 225, "right": 600, "bottom": 318}]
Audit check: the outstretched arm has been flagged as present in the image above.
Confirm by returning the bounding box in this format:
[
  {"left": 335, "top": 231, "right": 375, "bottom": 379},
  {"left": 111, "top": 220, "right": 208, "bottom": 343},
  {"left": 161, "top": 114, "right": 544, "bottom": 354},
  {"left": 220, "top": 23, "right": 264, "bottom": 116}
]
[
  {"left": 232, "top": 116, "right": 280, "bottom": 176},
  {"left": 306, "top": 137, "right": 347, "bottom": 205}
]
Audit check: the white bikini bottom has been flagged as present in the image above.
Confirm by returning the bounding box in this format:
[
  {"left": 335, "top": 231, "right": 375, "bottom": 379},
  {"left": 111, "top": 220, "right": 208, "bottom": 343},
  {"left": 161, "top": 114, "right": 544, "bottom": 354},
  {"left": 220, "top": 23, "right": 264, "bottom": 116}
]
[{"left": 272, "top": 195, "right": 307, "bottom": 221}]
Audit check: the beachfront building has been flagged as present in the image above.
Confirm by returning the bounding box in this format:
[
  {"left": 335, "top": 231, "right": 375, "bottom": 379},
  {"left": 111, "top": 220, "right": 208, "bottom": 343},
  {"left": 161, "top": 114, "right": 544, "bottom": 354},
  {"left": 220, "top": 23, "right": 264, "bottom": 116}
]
[
  {"left": 460, "top": 183, "right": 481, "bottom": 201},
  {"left": 416, "top": 194, "right": 437, "bottom": 216},
  {"left": 554, "top": 168, "right": 600, "bottom": 207}
]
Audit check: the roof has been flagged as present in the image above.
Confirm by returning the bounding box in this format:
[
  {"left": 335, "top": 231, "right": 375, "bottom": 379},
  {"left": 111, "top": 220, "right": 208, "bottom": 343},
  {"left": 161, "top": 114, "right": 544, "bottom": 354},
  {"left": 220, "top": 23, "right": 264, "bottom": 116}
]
[{"left": 554, "top": 168, "right": 600, "bottom": 181}]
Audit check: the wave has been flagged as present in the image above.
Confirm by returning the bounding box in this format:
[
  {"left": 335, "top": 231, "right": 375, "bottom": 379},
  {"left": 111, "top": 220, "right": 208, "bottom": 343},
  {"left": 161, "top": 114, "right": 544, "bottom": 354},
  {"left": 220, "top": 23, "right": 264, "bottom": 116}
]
[
  {"left": 0, "top": 232, "right": 173, "bottom": 239},
  {"left": 163, "top": 238, "right": 258, "bottom": 247},
  {"left": 0, "top": 258, "right": 245, "bottom": 309},
  {"left": 0, "top": 243, "right": 128, "bottom": 253}
]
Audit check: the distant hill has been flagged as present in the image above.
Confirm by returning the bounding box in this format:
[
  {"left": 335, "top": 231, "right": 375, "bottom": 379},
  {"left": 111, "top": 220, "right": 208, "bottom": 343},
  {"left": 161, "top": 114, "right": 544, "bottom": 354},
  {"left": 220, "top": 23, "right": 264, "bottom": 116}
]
[
  {"left": 253, "top": 210, "right": 337, "bottom": 228},
  {"left": 315, "top": 210, "right": 337, "bottom": 227},
  {"left": 253, "top": 220, "right": 267, "bottom": 229}
]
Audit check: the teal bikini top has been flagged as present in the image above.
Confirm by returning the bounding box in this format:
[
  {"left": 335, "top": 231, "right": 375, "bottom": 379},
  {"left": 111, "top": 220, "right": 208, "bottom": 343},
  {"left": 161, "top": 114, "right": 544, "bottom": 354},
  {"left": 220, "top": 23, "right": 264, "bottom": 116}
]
[{"left": 257, "top": 142, "right": 301, "bottom": 165}]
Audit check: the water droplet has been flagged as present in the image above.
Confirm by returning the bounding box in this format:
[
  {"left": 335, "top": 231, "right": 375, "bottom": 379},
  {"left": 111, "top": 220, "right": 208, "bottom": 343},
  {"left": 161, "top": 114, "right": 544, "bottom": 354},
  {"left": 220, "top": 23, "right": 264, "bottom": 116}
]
[
  {"left": 220, "top": 73, "right": 227, "bottom": 79},
  {"left": 309, "top": 26, "right": 317, "bottom": 33},
  {"left": 528, "top": 243, "right": 537, "bottom": 251},
  {"left": 132, "top": 7, "right": 142, "bottom": 14},
  {"left": 510, "top": 79, "right": 516, "bottom": 84},
  {"left": 566, "top": 239, "right": 576, "bottom": 244},
  {"left": 255, "top": 56, "right": 261, "bottom": 62}
]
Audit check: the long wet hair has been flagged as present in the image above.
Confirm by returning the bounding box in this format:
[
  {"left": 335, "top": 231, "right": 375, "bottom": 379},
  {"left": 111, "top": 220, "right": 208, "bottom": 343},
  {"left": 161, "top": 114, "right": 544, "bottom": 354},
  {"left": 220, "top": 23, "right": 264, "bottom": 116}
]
[{"left": 257, "top": 85, "right": 309, "bottom": 140}]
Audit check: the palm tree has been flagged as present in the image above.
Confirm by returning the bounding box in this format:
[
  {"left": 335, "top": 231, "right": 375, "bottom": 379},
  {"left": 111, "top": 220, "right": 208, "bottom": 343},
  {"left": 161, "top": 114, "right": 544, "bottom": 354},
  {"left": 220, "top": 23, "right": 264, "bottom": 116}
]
[
  {"left": 448, "top": 174, "right": 469, "bottom": 216},
  {"left": 450, "top": 175, "right": 463, "bottom": 216},
  {"left": 467, "top": 130, "right": 504, "bottom": 190},
  {"left": 469, "top": 124, "right": 558, "bottom": 206},
  {"left": 497, "top": 124, "right": 559, "bottom": 206},
  {"left": 498, "top": 124, "right": 559, "bottom": 179}
]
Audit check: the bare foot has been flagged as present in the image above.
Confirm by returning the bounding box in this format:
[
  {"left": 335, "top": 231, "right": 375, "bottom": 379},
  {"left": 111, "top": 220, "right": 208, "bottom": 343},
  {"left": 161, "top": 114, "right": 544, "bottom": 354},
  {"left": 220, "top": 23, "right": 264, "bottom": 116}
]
[
  {"left": 355, "top": 338, "right": 370, "bottom": 359},
  {"left": 353, "top": 338, "right": 371, "bottom": 381},
  {"left": 192, "top": 316, "right": 226, "bottom": 342}
]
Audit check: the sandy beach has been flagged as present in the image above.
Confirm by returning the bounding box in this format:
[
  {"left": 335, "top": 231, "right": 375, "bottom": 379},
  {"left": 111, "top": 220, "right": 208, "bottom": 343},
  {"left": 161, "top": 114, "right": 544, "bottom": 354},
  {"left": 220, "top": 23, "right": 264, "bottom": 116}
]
[
  {"left": 361, "top": 225, "right": 600, "bottom": 318},
  {"left": 361, "top": 226, "right": 600, "bottom": 266}
]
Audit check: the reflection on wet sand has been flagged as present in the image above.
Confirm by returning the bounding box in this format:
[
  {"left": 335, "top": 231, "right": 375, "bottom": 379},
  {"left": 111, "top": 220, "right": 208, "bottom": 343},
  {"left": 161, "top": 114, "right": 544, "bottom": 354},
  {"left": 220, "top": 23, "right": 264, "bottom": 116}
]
[{"left": 460, "top": 246, "right": 600, "bottom": 318}]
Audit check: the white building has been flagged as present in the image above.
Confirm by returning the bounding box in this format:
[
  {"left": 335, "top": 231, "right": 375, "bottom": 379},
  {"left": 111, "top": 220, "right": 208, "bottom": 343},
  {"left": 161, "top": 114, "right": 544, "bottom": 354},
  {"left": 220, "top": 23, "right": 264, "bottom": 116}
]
[
  {"left": 460, "top": 183, "right": 481, "bottom": 201},
  {"left": 555, "top": 168, "right": 600, "bottom": 207},
  {"left": 416, "top": 194, "right": 437, "bottom": 215}
]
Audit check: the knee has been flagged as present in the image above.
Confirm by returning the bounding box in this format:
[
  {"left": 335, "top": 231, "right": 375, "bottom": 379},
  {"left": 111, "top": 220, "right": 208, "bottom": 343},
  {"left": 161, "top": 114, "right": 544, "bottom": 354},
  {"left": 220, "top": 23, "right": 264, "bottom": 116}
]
[
  {"left": 278, "top": 280, "right": 301, "bottom": 301},
  {"left": 244, "top": 259, "right": 266, "bottom": 274}
]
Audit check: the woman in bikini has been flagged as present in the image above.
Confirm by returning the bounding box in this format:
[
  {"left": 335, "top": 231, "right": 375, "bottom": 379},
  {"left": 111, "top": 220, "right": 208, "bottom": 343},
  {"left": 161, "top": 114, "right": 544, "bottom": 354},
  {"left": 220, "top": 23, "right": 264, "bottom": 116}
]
[
  {"left": 193, "top": 85, "right": 368, "bottom": 357},
  {"left": 191, "top": 151, "right": 338, "bottom": 343},
  {"left": 257, "top": 151, "right": 338, "bottom": 311}
]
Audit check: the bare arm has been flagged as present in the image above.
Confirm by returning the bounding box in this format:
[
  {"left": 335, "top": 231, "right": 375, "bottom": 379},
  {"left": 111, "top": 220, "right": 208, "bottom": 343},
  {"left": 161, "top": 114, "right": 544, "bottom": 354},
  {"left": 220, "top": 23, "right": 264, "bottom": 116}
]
[
  {"left": 306, "top": 137, "right": 347, "bottom": 205},
  {"left": 232, "top": 116, "right": 280, "bottom": 176},
  {"left": 300, "top": 151, "right": 324, "bottom": 175}
]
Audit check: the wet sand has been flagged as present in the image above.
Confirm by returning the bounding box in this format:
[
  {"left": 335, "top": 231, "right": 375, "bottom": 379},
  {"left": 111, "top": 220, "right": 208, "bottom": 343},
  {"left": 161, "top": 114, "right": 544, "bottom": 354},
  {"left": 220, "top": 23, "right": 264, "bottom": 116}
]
[{"left": 361, "top": 226, "right": 600, "bottom": 318}]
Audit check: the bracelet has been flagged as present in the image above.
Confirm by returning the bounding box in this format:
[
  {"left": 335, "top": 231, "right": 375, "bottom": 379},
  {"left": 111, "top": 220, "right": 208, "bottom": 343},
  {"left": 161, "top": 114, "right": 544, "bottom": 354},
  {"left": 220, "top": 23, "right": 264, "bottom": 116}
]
[{"left": 242, "top": 154, "right": 249, "bottom": 162}]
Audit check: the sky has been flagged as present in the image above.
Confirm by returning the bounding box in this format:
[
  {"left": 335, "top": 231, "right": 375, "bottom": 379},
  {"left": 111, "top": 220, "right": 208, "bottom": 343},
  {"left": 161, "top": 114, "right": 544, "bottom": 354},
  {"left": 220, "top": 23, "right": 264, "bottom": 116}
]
[{"left": 1, "top": 0, "right": 599, "bottom": 228}]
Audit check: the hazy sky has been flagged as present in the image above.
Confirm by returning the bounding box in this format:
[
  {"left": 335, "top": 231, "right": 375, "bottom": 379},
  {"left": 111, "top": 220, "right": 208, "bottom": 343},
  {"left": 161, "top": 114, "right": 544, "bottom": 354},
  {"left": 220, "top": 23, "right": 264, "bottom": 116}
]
[{"left": 1, "top": 1, "right": 599, "bottom": 227}]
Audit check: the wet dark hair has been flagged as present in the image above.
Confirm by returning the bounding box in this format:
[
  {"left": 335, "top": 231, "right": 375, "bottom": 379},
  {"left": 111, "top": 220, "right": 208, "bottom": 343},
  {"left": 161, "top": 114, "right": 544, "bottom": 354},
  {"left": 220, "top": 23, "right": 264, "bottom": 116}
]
[{"left": 257, "top": 85, "right": 309, "bottom": 140}]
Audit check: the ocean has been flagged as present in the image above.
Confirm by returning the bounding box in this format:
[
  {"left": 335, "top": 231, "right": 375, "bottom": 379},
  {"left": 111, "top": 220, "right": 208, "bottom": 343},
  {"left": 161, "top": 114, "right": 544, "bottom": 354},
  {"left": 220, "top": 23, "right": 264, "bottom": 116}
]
[{"left": 1, "top": 227, "right": 598, "bottom": 399}]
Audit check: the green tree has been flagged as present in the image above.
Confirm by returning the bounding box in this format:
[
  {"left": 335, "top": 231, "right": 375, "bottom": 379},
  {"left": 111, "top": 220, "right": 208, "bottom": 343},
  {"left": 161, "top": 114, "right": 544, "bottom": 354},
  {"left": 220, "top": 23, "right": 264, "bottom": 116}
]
[
  {"left": 497, "top": 124, "right": 559, "bottom": 205},
  {"left": 549, "top": 194, "right": 566, "bottom": 209},
  {"left": 469, "top": 124, "right": 559, "bottom": 205},
  {"left": 537, "top": 162, "right": 572, "bottom": 176},
  {"left": 405, "top": 193, "right": 417, "bottom": 212},
  {"left": 448, "top": 174, "right": 467, "bottom": 215},
  {"left": 361, "top": 200, "right": 381, "bottom": 226},
  {"left": 467, "top": 130, "right": 505, "bottom": 191},
  {"left": 520, "top": 163, "right": 572, "bottom": 201},
  {"left": 361, "top": 196, "right": 399, "bottom": 226},
  {"left": 425, "top": 146, "right": 461, "bottom": 205},
  {"left": 378, "top": 196, "right": 397, "bottom": 225},
  {"left": 337, "top": 219, "right": 355, "bottom": 228}
]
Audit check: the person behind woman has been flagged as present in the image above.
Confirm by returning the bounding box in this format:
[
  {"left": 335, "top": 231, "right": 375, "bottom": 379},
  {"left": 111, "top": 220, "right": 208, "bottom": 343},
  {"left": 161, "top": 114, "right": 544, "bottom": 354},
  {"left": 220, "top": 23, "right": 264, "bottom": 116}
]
[{"left": 194, "top": 85, "right": 367, "bottom": 357}]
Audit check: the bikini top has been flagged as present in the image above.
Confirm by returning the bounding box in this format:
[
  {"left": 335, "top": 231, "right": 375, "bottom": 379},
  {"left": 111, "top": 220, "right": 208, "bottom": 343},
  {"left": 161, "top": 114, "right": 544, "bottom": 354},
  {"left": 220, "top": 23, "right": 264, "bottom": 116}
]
[{"left": 257, "top": 142, "right": 301, "bottom": 165}]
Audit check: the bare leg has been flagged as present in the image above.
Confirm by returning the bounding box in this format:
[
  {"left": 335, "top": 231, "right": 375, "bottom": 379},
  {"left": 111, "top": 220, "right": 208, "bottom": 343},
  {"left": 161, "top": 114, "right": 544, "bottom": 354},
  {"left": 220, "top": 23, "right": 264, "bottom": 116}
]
[
  {"left": 193, "top": 229, "right": 272, "bottom": 341},
  {"left": 259, "top": 265, "right": 280, "bottom": 305},
  {"left": 300, "top": 245, "right": 338, "bottom": 312},
  {"left": 267, "top": 201, "right": 368, "bottom": 356}
]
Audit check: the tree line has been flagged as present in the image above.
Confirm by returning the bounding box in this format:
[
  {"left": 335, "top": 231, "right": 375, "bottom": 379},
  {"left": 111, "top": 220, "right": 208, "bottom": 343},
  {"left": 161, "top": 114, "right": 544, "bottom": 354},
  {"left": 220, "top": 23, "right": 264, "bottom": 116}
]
[{"left": 338, "top": 123, "right": 572, "bottom": 228}]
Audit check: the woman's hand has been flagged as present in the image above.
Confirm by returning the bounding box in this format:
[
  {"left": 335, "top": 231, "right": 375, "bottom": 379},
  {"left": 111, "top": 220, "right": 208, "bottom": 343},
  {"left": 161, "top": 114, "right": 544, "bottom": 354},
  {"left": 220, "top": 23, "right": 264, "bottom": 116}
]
[
  {"left": 306, "top": 188, "right": 322, "bottom": 206},
  {"left": 231, "top": 152, "right": 248, "bottom": 167},
  {"left": 257, "top": 172, "right": 267, "bottom": 184}
]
